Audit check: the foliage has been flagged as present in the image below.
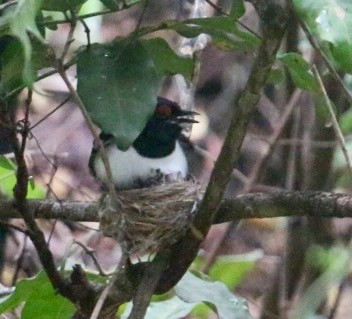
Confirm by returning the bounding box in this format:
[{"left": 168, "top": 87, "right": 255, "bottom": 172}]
[
  {"left": 0, "top": 271, "right": 75, "bottom": 319},
  {"left": 1, "top": 0, "right": 352, "bottom": 318}
]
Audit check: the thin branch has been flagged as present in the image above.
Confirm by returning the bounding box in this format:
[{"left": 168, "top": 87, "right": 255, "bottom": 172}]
[
  {"left": 8, "top": 94, "right": 72, "bottom": 299},
  {"left": 204, "top": 0, "right": 261, "bottom": 38},
  {"left": 54, "top": 58, "right": 119, "bottom": 208},
  {"left": 73, "top": 240, "right": 108, "bottom": 277},
  {"left": 244, "top": 89, "right": 302, "bottom": 192},
  {"left": 0, "top": 220, "right": 28, "bottom": 235},
  {"left": 29, "top": 97, "right": 70, "bottom": 131},
  {"left": 5, "top": 59, "right": 76, "bottom": 100},
  {"left": 312, "top": 66, "right": 352, "bottom": 176},
  {"left": 299, "top": 20, "right": 352, "bottom": 108}
]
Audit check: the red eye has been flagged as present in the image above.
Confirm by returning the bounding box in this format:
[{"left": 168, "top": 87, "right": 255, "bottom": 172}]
[{"left": 156, "top": 104, "right": 172, "bottom": 117}]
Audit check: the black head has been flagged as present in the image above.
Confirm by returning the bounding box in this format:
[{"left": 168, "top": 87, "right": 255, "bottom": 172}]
[{"left": 133, "top": 97, "right": 198, "bottom": 158}]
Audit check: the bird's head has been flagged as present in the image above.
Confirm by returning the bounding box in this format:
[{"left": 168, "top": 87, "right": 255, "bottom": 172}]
[
  {"left": 132, "top": 97, "right": 198, "bottom": 157},
  {"left": 154, "top": 96, "right": 199, "bottom": 126}
]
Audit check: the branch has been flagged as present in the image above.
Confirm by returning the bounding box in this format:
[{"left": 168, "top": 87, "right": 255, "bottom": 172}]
[
  {"left": 2, "top": 190, "right": 352, "bottom": 223},
  {"left": 153, "top": 0, "right": 291, "bottom": 294}
]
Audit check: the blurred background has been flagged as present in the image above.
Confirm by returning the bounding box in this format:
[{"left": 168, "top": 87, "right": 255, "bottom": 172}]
[{"left": 2, "top": 0, "right": 352, "bottom": 318}]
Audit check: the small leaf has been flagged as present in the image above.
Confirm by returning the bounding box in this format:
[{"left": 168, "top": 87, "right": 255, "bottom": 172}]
[
  {"left": 138, "top": 17, "right": 260, "bottom": 52},
  {"left": 175, "top": 272, "right": 252, "bottom": 319},
  {"left": 293, "top": 0, "right": 352, "bottom": 74},
  {"left": 77, "top": 40, "right": 162, "bottom": 150},
  {"left": 0, "top": 156, "right": 15, "bottom": 171},
  {"left": 267, "top": 68, "right": 284, "bottom": 85},
  {"left": 209, "top": 251, "right": 262, "bottom": 289},
  {"left": 277, "top": 53, "right": 319, "bottom": 92},
  {"left": 141, "top": 38, "right": 195, "bottom": 79},
  {"left": 0, "top": 271, "right": 75, "bottom": 318},
  {"left": 0, "top": 157, "right": 45, "bottom": 198},
  {"left": 42, "top": 0, "right": 88, "bottom": 12},
  {"left": 99, "top": 0, "right": 141, "bottom": 10},
  {"left": 230, "top": 0, "right": 246, "bottom": 19}
]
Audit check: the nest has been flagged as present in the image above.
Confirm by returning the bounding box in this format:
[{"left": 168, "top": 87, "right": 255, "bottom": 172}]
[{"left": 99, "top": 180, "right": 203, "bottom": 255}]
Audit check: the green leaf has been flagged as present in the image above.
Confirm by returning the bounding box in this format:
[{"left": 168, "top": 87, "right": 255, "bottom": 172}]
[
  {"left": 99, "top": 0, "right": 141, "bottom": 10},
  {"left": 209, "top": 251, "right": 262, "bottom": 289},
  {"left": 174, "top": 272, "right": 252, "bottom": 319},
  {"left": 230, "top": 0, "right": 246, "bottom": 19},
  {"left": 0, "top": 271, "right": 75, "bottom": 318},
  {"left": 267, "top": 68, "right": 284, "bottom": 85},
  {"left": 141, "top": 38, "right": 195, "bottom": 79},
  {"left": 0, "top": 0, "right": 45, "bottom": 87},
  {"left": 42, "top": 0, "right": 88, "bottom": 12},
  {"left": 0, "top": 36, "right": 50, "bottom": 93},
  {"left": 293, "top": 0, "right": 352, "bottom": 73},
  {"left": 0, "top": 156, "right": 45, "bottom": 198},
  {"left": 121, "top": 296, "right": 198, "bottom": 319},
  {"left": 339, "top": 108, "right": 352, "bottom": 133},
  {"left": 138, "top": 17, "right": 260, "bottom": 52},
  {"left": 77, "top": 40, "right": 162, "bottom": 150},
  {"left": 291, "top": 246, "right": 349, "bottom": 319},
  {"left": 184, "top": 17, "right": 260, "bottom": 51},
  {"left": 277, "top": 53, "right": 319, "bottom": 92}
]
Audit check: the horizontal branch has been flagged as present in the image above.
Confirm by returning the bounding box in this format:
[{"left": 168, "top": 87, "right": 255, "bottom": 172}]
[{"left": 1, "top": 191, "right": 352, "bottom": 223}]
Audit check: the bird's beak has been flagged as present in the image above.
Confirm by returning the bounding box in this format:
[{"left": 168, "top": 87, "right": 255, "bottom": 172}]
[{"left": 176, "top": 110, "right": 199, "bottom": 124}]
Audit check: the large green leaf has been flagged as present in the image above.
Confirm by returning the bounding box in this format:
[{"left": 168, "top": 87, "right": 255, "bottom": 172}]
[
  {"left": 174, "top": 272, "right": 252, "bottom": 319},
  {"left": 0, "top": 0, "right": 44, "bottom": 87},
  {"left": 293, "top": 0, "right": 352, "bottom": 73},
  {"left": 277, "top": 53, "right": 319, "bottom": 92},
  {"left": 77, "top": 40, "right": 162, "bottom": 150},
  {"left": 0, "top": 271, "right": 75, "bottom": 318},
  {"left": 141, "top": 38, "right": 195, "bottom": 80}
]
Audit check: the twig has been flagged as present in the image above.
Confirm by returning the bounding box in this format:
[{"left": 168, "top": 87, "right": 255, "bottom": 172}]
[
  {"left": 90, "top": 276, "right": 115, "bottom": 319},
  {"left": 243, "top": 89, "right": 302, "bottom": 192},
  {"left": 5, "top": 59, "right": 76, "bottom": 100},
  {"left": 54, "top": 59, "right": 118, "bottom": 207},
  {"left": 204, "top": 0, "right": 261, "bottom": 38},
  {"left": 312, "top": 66, "right": 352, "bottom": 176},
  {"left": 8, "top": 92, "right": 72, "bottom": 299},
  {"left": 328, "top": 280, "right": 346, "bottom": 319},
  {"left": 73, "top": 240, "right": 108, "bottom": 277},
  {"left": 0, "top": 220, "right": 28, "bottom": 235},
  {"left": 299, "top": 20, "right": 352, "bottom": 108},
  {"left": 29, "top": 97, "right": 70, "bottom": 130},
  {"left": 61, "top": 10, "right": 77, "bottom": 61},
  {"left": 11, "top": 234, "right": 28, "bottom": 286}
]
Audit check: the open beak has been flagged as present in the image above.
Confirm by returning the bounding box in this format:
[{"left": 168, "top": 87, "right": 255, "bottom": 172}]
[{"left": 175, "top": 110, "right": 199, "bottom": 124}]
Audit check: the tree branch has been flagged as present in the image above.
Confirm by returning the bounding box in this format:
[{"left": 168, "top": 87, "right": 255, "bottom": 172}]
[{"left": 2, "top": 190, "right": 352, "bottom": 223}]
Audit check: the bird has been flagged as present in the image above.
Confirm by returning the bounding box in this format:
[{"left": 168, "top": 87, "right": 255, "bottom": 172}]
[{"left": 89, "top": 97, "right": 198, "bottom": 190}]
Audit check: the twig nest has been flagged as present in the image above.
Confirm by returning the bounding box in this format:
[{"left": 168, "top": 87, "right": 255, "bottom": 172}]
[{"left": 99, "top": 180, "right": 203, "bottom": 255}]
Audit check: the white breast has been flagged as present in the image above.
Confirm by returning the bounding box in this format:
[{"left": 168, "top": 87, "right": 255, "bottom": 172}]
[{"left": 94, "top": 142, "right": 188, "bottom": 189}]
